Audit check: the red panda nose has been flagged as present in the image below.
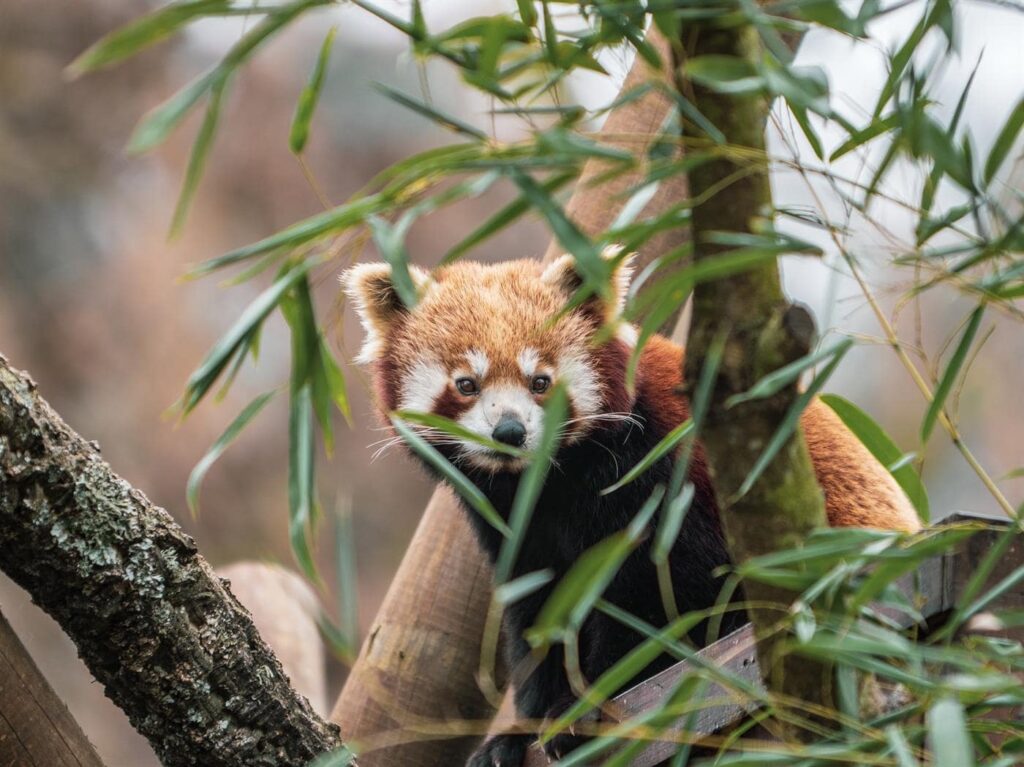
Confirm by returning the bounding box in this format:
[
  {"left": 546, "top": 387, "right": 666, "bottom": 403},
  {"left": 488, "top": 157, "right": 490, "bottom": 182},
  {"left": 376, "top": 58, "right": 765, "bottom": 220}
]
[{"left": 492, "top": 414, "right": 526, "bottom": 447}]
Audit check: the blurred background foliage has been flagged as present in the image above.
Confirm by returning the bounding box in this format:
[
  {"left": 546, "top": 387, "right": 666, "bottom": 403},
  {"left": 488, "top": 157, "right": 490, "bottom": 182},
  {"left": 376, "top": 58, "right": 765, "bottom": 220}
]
[{"left": 1, "top": 1, "right": 1022, "bottom": 765}]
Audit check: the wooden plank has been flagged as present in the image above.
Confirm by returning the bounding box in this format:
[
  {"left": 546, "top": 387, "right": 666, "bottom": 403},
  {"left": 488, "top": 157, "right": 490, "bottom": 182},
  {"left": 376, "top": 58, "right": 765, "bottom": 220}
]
[
  {"left": 0, "top": 609, "right": 105, "bottom": 767},
  {"left": 521, "top": 512, "right": 1019, "bottom": 766}
]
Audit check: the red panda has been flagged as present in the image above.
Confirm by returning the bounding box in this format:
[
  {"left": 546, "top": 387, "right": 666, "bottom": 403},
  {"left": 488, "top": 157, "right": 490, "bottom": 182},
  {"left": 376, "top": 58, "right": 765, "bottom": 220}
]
[{"left": 344, "top": 252, "right": 920, "bottom": 767}]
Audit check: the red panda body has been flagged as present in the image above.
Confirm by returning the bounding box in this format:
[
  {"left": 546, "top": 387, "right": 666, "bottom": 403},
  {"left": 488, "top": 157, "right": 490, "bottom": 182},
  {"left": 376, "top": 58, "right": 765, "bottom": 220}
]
[{"left": 344, "top": 255, "right": 920, "bottom": 767}]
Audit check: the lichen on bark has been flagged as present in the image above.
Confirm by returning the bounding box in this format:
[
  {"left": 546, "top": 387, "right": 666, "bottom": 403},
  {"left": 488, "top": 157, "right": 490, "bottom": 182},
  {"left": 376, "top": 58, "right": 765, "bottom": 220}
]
[{"left": 0, "top": 354, "right": 345, "bottom": 767}]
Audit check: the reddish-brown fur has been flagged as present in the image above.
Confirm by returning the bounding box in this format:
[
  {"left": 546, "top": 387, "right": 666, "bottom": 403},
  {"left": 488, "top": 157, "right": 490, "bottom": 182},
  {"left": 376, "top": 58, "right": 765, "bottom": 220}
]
[{"left": 637, "top": 335, "right": 920, "bottom": 531}]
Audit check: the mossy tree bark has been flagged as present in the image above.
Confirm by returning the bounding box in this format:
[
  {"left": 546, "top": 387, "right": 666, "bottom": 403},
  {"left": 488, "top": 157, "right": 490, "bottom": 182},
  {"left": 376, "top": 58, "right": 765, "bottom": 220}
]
[
  {"left": 0, "top": 355, "right": 346, "bottom": 767},
  {"left": 676, "top": 23, "right": 835, "bottom": 729}
]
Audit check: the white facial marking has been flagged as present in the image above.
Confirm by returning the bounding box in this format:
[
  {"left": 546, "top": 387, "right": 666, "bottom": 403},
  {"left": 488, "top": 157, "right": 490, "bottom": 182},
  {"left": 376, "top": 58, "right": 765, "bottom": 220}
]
[
  {"left": 615, "top": 322, "right": 639, "bottom": 348},
  {"left": 398, "top": 358, "right": 448, "bottom": 413},
  {"left": 458, "top": 385, "right": 543, "bottom": 451},
  {"left": 558, "top": 353, "right": 602, "bottom": 418},
  {"left": 517, "top": 347, "right": 541, "bottom": 379},
  {"left": 466, "top": 349, "right": 490, "bottom": 380}
]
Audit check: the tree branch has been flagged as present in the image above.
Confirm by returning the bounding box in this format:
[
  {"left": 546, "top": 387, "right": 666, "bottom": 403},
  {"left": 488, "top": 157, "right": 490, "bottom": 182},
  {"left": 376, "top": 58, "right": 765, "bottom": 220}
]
[{"left": 0, "top": 355, "right": 345, "bottom": 767}]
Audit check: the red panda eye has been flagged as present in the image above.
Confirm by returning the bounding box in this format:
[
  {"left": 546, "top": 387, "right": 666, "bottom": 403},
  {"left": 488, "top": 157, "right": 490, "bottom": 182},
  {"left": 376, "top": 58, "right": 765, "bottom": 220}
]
[
  {"left": 455, "top": 377, "right": 479, "bottom": 396},
  {"left": 531, "top": 375, "right": 551, "bottom": 394}
]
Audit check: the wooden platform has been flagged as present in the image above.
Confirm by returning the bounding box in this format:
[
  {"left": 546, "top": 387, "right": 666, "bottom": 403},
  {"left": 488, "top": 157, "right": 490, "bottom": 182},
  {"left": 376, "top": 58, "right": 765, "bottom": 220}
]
[{"left": 523, "top": 512, "right": 1022, "bottom": 766}]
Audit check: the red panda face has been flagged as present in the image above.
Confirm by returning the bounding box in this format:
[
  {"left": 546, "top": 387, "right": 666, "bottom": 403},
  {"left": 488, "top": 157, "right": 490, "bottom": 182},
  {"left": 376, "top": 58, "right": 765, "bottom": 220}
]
[{"left": 343, "top": 254, "right": 637, "bottom": 473}]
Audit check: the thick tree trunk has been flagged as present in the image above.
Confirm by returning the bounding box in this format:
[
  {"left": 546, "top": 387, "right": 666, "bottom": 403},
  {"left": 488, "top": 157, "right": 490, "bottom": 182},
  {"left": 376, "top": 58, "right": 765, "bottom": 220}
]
[
  {"left": 0, "top": 355, "right": 345, "bottom": 767},
  {"left": 678, "top": 23, "right": 834, "bottom": 729},
  {"left": 0, "top": 608, "right": 106, "bottom": 767}
]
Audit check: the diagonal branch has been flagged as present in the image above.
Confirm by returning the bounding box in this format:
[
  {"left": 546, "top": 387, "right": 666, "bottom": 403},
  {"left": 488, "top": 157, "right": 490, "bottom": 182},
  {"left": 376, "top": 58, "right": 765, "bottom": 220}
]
[{"left": 0, "top": 354, "right": 346, "bottom": 767}]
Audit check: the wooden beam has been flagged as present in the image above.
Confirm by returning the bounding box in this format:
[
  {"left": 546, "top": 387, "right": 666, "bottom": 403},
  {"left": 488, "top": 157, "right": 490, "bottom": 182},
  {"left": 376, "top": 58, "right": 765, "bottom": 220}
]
[
  {"left": 521, "top": 512, "right": 1019, "bottom": 767},
  {"left": 0, "top": 608, "right": 105, "bottom": 767}
]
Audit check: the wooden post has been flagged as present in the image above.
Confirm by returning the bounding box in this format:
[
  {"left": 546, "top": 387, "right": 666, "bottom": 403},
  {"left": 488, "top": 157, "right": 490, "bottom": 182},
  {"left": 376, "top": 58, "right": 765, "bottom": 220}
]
[
  {"left": 0, "top": 608, "right": 106, "bottom": 767},
  {"left": 330, "top": 29, "right": 686, "bottom": 766}
]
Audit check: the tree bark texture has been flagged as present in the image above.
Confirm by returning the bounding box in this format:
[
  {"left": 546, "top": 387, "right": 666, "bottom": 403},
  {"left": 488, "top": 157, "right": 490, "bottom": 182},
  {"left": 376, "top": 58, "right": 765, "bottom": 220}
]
[
  {"left": 0, "top": 355, "right": 344, "bottom": 767},
  {"left": 331, "top": 28, "right": 688, "bottom": 765},
  {"left": 0, "top": 608, "right": 106, "bottom": 767},
  {"left": 678, "top": 23, "right": 834, "bottom": 723}
]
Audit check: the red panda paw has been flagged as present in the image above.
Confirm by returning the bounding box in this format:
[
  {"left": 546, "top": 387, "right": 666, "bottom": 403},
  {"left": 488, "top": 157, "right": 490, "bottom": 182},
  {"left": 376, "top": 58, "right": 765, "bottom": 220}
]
[
  {"left": 541, "top": 705, "right": 598, "bottom": 761},
  {"left": 466, "top": 733, "right": 529, "bottom": 767}
]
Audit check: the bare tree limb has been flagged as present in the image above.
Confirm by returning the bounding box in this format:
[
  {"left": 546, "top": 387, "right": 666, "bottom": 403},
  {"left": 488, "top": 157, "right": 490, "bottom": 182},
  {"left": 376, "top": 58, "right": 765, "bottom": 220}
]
[{"left": 0, "top": 354, "right": 345, "bottom": 767}]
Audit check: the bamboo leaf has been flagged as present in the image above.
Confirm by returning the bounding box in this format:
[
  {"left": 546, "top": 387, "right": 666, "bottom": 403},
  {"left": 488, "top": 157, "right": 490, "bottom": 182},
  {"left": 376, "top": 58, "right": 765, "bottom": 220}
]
[
  {"left": 393, "top": 410, "right": 526, "bottom": 457},
  {"left": 333, "top": 495, "right": 359, "bottom": 662},
  {"left": 170, "top": 78, "right": 228, "bottom": 237},
  {"left": 442, "top": 171, "right": 575, "bottom": 263},
  {"left": 129, "top": 0, "right": 322, "bottom": 152},
  {"left": 602, "top": 420, "right": 693, "bottom": 495},
  {"left": 391, "top": 418, "right": 510, "bottom": 538},
  {"left": 183, "top": 260, "right": 311, "bottom": 413},
  {"left": 984, "top": 95, "right": 1024, "bottom": 185},
  {"left": 186, "top": 390, "right": 276, "bottom": 516},
  {"left": 927, "top": 697, "right": 975, "bottom": 767},
  {"left": 191, "top": 193, "right": 387, "bottom": 276},
  {"left": 726, "top": 339, "right": 853, "bottom": 409},
  {"left": 735, "top": 339, "right": 851, "bottom": 499},
  {"left": 288, "top": 383, "right": 319, "bottom": 581},
  {"left": 69, "top": 0, "right": 231, "bottom": 75},
  {"left": 290, "top": 26, "right": 337, "bottom": 154},
  {"left": 528, "top": 485, "right": 664, "bottom": 647},
  {"left": 367, "top": 215, "right": 419, "bottom": 309},
  {"left": 495, "top": 386, "right": 568, "bottom": 582},
  {"left": 922, "top": 305, "right": 984, "bottom": 444},
  {"left": 494, "top": 569, "right": 554, "bottom": 605},
  {"left": 820, "top": 393, "right": 929, "bottom": 523}
]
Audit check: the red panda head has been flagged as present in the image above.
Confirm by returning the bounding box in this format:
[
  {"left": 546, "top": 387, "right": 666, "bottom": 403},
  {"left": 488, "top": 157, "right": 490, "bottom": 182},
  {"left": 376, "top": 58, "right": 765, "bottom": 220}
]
[{"left": 342, "top": 251, "right": 638, "bottom": 473}]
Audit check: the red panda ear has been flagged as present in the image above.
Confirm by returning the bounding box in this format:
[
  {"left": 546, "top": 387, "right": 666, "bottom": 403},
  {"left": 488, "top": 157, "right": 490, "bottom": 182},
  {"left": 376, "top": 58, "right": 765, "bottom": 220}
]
[
  {"left": 540, "top": 245, "right": 634, "bottom": 322},
  {"left": 341, "top": 262, "right": 429, "bottom": 363}
]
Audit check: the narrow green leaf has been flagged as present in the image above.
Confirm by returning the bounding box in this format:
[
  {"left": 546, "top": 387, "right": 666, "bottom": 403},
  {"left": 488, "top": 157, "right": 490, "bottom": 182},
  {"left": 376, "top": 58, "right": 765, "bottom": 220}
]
[
  {"left": 374, "top": 83, "right": 487, "bottom": 139},
  {"left": 129, "top": 0, "right": 322, "bottom": 152},
  {"left": 735, "top": 340, "right": 851, "bottom": 499},
  {"left": 922, "top": 305, "right": 984, "bottom": 444},
  {"left": 443, "top": 171, "right": 575, "bottom": 263},
  {"left": 183, "top": 260, "right": 311, "bottom": 413},
  {"left": 186, "top": 390, "right": 276, "bottom": 515},
  {"left": 927, "top": 697, "right": 975, "bottom": 767},
  {"left": 510, "top": 170, "right": 607, "bottom": 294},
  {"left": 334, "top": 494, "right": 359, "bottom": 661},
  {"left": 394, "top": 410, "right": 525, "bottom": 457},
  {"left": 494, "top": 569, "right": 554, "bottom": 605},
  {"left": 391, "top": 418, "right": 510, "bottom": 538},
  {"left": 69, "top": 0, "right": 231, "bottom": 75},
  {"left": 170, "top": 78, "right": 228, "bottom": 237},
  {"left": 129, "top": 68, "right": 224, "bottom": 154},
  {"left": 515, "top": 0, "right": 538, "bottom": 26},
  {"left": 885, "top": 724, "right": 919, "bottom": 767},
  {"left": 726, "top": 339, "right": 853, "bottom": 409},
  {"left": 529, "top": 485, "right": 664, "bottom": 647},
  {"left": 984, "top": 96, "right": 1024, "bottom": 184},
  {"left": 288, "top": 384, "right": 319, "bottom": 581},
  {"left": 191, "top": 194, "right": 386, "bottom": 276},
  {"left": 602, "top": 420, "right": 693, "bottom": 495},
  {"left": 686, "top": 55, "right": 764, "bottom": 95},
  {"left": 495, "top": 386, "right": 568, "bottom": 582},
  {"left": 290, "top": 26, "right": 337, "bottom": 154},
  {"left": 367, "top": 215, "right": 418, "bottom": 309},
  {"left": 821, "top": 394, "right": 930, "bottom": 523},
  {"left": 831, "top": 112, "right": 899, "bottom": 161}
]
